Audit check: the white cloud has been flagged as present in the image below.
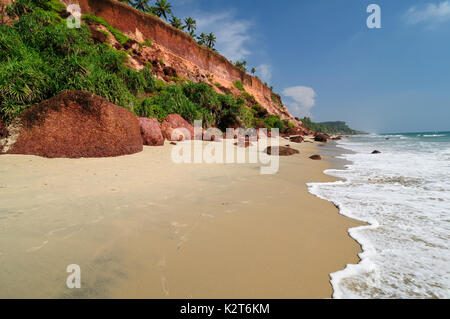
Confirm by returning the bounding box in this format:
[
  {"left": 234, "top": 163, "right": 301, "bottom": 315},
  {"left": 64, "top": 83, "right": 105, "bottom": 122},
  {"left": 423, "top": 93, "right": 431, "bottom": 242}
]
[
  {"left": 404, "top": 1, "right": 450, "bottom": 26},
  {"left": 196, "top": 11, "right": 252, "bottom": 61},
  {"left": 282, "top": 86, "right": 317, "bottom": 118},
  {"left": 256, "top": 64, "right": 272, "bottom": 83}
]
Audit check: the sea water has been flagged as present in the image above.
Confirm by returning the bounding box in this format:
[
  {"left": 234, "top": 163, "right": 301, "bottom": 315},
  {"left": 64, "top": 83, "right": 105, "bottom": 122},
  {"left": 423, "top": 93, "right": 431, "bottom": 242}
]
[{"left": 308, "top": 132, "right": 450, "bottom": 299}]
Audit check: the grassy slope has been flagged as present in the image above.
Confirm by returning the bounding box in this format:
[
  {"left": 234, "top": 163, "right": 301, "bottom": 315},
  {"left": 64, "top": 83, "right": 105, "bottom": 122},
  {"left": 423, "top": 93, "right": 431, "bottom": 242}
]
[{"left": 0, "top": 0, "right": 293, "bottom": 133}]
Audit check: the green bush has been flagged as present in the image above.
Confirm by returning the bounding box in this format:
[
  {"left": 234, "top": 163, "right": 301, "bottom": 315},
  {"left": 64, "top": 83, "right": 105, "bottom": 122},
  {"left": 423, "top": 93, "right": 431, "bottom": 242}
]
[
  {"left": 81, "top": 14, "right": 129, "bottom": 45},
  {"left": 134, "top": 98, "right": 168, "bottom": 122},
  {"left": 233, "top": 81, "right": 245, "bottom": 91},
  {"left": 182, "top": 82, "right": 221, "bottom": 120},
  {"left": 262, "top": 115, "right": 286, "bottom": 132}
]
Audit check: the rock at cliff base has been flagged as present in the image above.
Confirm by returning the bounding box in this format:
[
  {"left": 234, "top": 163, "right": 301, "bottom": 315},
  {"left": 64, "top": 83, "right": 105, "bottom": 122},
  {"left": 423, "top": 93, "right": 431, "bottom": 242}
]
[
  {"left": 88, "top": 25, "right": 108, "bottom": 44},
  {"left": 310, "top": 155, "right": 322, "bottom": 160},
  {"left": 372, "top": 150, "right": 381, "bottom": 154},
  {"left": 161, "top": 114, "right": 195, "bottom": 141},
  {"left": 265, "top": 146, "right": 299, "bottom": 156},
  {"left": 0, "top": 120, "right": 6, "bottom": 138},
  {"left": 290, "top": 136, "right": 304, "bottom": 144},
  {"left": 314, "top": 133, "right": 329, "bottom": 143},
  {"left": 138, "top": 117, "right": 164, "bottom": 146},
  {"left": 203, "top": 130, "right": 223, "bottom": 142},
  {"left": 2, "top": 91, "right": 143, "bottom": 158},
  {"left": 332, "top": 136, "right": 342, "bottom": 140},
  {"left": 234, "top": 141, "right": 253, "bottom": 148}
]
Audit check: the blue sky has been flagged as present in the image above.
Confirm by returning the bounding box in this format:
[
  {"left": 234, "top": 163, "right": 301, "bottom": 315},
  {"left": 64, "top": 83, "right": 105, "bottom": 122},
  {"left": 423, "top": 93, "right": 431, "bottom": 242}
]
[{"left": 173, "top": 0, "right": 450, "bottom": 133}]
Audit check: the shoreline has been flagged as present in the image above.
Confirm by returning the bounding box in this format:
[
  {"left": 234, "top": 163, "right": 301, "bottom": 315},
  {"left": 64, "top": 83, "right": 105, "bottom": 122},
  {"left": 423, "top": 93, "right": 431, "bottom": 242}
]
[
  {"left": 312, "top": 138, "right": 375, "bottom": 299},
  {"left": 0, "top": 138, "right": 364, "bottom": 298}
]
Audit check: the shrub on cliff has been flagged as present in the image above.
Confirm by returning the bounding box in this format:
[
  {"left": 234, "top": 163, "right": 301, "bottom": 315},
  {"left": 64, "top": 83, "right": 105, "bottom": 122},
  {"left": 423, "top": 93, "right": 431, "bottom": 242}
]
[
  {"left": 182, "top": 83, "right": 221, "bottom": 120},
  {"left": 81, "top": 14, "right": 129, "bottom": 45},
  {"left": 135, "top": 85, "right": 211, "bottom": 125},
  {"left": 233, "top": 81, "right": 245, "bottom": 91}
]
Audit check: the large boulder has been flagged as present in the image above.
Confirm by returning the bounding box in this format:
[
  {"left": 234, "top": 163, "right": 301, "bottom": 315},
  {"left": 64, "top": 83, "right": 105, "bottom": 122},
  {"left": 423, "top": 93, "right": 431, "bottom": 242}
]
[
  {"left": 1, "top": 91, "right": 143, "bottom": 158},
  {"left": 265, "top": 146, "right": 299, "bottom": 156},
  {"left": 314, "top": 133, "right": 329, "bottom": 143},
  {"left": 161, "top": 114, "right": 195, "bottom": 141},
  {"left": 138, "top": 117, "right": 164, "bottom": 146},
  {"left": 290, "top": 136, "right": 304, "bottom": 144}
]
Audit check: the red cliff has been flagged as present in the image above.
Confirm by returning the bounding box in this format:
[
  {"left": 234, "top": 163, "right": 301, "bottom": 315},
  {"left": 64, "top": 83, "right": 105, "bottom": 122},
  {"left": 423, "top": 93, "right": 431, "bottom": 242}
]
[{"left": 66, "top": 0, "right": 297, "bottom": 123}]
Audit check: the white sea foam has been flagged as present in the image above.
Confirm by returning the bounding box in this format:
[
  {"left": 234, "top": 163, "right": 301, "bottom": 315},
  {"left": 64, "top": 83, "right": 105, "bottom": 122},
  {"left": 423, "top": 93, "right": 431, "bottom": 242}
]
[{"left": 308, "top": 133, "right": 450, "bottom": 299}]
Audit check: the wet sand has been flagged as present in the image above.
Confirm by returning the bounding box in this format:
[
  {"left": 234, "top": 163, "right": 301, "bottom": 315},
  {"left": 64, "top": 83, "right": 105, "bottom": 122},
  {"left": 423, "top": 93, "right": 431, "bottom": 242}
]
[{"left": 0, "top": 138, "right": 363, "bottom": 298}]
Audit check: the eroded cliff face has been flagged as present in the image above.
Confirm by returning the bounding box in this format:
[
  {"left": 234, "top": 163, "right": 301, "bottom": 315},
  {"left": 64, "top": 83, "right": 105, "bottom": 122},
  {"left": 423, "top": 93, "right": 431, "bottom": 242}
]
[{"left": 65, "top": 0, "right": 297, "bottom": 123}]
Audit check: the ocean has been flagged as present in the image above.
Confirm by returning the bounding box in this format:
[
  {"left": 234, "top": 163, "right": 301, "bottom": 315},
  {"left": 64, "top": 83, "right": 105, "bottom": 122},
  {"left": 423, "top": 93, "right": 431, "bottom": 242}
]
[{"left": 308, "top": 132, "right": 450, "bottom": 299}]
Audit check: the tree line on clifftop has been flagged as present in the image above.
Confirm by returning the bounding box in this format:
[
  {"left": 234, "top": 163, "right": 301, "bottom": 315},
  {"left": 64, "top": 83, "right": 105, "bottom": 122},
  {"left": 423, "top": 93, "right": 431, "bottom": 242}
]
[
  {"left": 118, "top": 0, "right": 216, "bottom": 50},
  {"left": 299, "top": 117, "right": 363, "bottom": 135},
  {"left": 0, "top": 0, "right": 293, "bottom": 134}
]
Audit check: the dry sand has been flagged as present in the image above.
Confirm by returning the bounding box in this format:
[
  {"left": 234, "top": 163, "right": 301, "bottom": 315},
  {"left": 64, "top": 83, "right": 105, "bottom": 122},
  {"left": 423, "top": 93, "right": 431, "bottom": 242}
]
[{"left": 0, "top": 138, "right": 363, "bottom": 298}]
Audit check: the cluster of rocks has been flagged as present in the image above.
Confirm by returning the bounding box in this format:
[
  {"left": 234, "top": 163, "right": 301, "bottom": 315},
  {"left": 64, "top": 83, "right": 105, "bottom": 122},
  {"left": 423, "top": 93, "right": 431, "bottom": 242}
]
[{"left": 0, "top": 90, "right": 333, "bottom": 159}]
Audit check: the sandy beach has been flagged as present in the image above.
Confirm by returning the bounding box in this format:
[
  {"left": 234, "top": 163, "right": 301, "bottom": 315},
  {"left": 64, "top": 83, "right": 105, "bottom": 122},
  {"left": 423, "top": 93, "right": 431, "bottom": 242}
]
[{"left": 0, "top": 138, "right": 363, "bottom": 299}]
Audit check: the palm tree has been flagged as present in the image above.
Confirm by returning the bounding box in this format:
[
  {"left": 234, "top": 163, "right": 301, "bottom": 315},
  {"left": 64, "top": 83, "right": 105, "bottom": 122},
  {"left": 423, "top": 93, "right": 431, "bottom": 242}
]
[
  {"left": 169, "top": 15, "right": 184, "bottom": 30},
  {"left": 133, "top": 0, "right": 151, "bottom": 12},
  {"left": 206, "top": 32, "right": 216, "bottom": 49},
  {"left": 197, "top": 33, "right": 208, "bottom": 46},
  {"left": 235, "top": 60, "right": 248, "bottom": 72},
  {"left": 184, "top": 17, "right": 197, "bottom": 33},
  {"left": 251, "top": 68, "right": 256, "bottom": 75},
  {"left": 154, "top": 0, "right": 172, "bottom": 20},
  {"left": 188, "top": 30, "right": 196, "bottom": 38}
]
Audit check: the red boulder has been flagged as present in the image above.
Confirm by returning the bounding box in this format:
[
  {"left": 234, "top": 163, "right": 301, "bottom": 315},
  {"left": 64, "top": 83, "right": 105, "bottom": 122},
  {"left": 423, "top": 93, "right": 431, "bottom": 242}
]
[
  {"left": 290, "top": 136, "right": 304, "bottom": 144},
  {"left": 161, "top": 114, "right": 195, "bottom": 141},
  {"left": 314, "top": 133, "right": 329, "bottom": 143},
  {"left": 1, "top": 91, "right": 143, "bottom": 158},
  {"left": 309, "top": 155, "right": 322, "bottom": 160},
  {"left": 265, "top": 146, "right": 299, "bottom": 156},
  {"left": 138, "top": 117, "right": 164, "bottom": 146}
]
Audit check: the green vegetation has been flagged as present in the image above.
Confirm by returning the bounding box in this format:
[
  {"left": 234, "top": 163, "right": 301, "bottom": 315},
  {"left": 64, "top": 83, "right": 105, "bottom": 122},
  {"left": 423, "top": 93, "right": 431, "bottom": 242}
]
[
  {"left": 169, "top": 15, "right": 183, "bottom": 30},
  {"left": 271, "top": 92, "right": 283, "bottom": 109},
  {"left": 134, "top": 82, "right": 254, "bottom": 130},
  {"left": 139, "top": 38, "right": 152, "bottom": 49},
  {"left": 0, "top": 0, "right": 291, "bottom": 134},
  {"left": 234, "top": 60, "right": 247, "bottom": 73},
  {"left": 81, "top": 14, "right": 129, "bottom": 45},
  {"left": 183, "top": 17, "right": 196, "bottom": 35},
  {"left": 197, "top": 32, "right": 216, "bottom": 49},
  {"left": 0, "top": 0, "right": 153, "bottom": 123},
  {"left": 300, "top": 117, "right": 362, "bottom": 135},
  {"left": 233, "top": 81, "right": 245, "bottom": 91}
]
